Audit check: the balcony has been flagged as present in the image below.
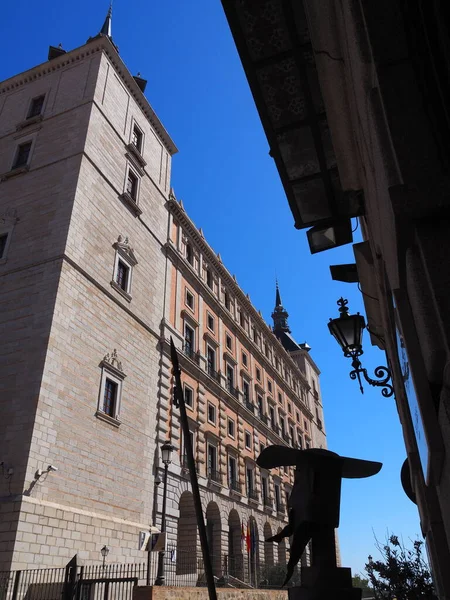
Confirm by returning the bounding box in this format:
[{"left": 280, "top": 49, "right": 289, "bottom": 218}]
[
  {"left": 227, "top": 383, "right": 239, "bottom": 399},
  {"left": 181, "top": 454, "right": 200, "bottom": 473},
  {"left": 229, "top": 478, "right": 242, "bottom": 494},
  {"left": 207, "top": 365, "right": 221, "bottom": 383},
  {"left": 247, "top": 488, "right": 259, "bottom": 503},
  {"left": 208, "top": 469, "right": 222, "bottom": 485},
  {"left": 245, "top": 400, "right": 255, "bottom": 413},
  {"left": 276, "top": 502, "right": 285, "bottom": 515},
  {"left": 263, "top": 496, "right": 273, "bottom": 510},
  {"left": 183, "top": 344, "right": 200, "bottom": 365}
]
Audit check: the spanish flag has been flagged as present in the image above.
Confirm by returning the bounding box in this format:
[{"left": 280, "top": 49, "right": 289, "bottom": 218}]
[
  {"left": 241, "top": 522, "right": 246, "bottom": 552},
  {"left": 246, "top": 521, "right": 251, "bottom": 554}
]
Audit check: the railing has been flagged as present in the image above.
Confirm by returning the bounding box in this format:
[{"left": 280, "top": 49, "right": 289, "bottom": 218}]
[
  {"left": 208, "top": 468, "right": 222, "bottom": 484},
  {"left": 245, "top": 400, "right": 255, "bottom": 413},
  {"left": 229, "top": 478, "right": 242, "bottom": 493},
  {"left": 263, "top": 495, "right": 273, "bottom": 509},
  {"left": 247, "top": 488, "right": 259, "bottom": 502},
  {"left": 227, "top": 383, "right": 239, "bottom": 398},
  {"left": 183, "top": 344, "right": 200, "bottom": 364},
  {"left": 207, "top": 365, "right": 221, "bottom": 382},
  {"left": 259, "top": 413, "right": 269, "bottom": 425}
]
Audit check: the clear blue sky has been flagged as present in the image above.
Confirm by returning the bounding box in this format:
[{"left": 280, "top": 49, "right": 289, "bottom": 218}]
[{"left": 0, "top": 0, "right": 422, "bottom": 576}]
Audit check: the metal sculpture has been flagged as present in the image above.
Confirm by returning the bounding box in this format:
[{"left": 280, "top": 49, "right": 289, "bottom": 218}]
[{"left": 257, "top": 446, "right": 382, "bottom": 587}]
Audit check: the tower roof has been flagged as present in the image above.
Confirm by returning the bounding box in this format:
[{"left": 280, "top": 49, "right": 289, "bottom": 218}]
[
  {"left": 100, "top": 5, "right": 113, "bottom": 38},
  {"left": 275, "top": 279, "right": 282, "bottom": 308}
]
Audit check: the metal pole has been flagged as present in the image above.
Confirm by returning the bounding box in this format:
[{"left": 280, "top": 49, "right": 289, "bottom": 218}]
[
  {"left": 154, "top": 463, "right": 169, "bottom": 586},
  {"left": 170, "top": 338, "right": 218, "bottom": 600}
]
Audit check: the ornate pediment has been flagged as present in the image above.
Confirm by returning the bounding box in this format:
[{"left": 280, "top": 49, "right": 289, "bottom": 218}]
[
  {"left": 113, "top": 235, "right": 138, "bottom": 266},
  {"left": 101, "top": 349, "right": 125, "bottom": 377}
]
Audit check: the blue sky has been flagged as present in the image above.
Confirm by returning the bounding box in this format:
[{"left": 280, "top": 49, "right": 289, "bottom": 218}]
[{"left": 0, "top": 0, "right": 422, "bottom": 576}]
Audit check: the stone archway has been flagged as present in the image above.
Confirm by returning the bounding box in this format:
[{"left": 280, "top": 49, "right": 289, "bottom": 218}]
[
  {"left": 176, "top": 491, "right": 197, "bottom": 575},
  {"left": 228, "top": 509, "right": 243, "bottom": 579},
  {"left": 248, "top": 516, "right": 260, "bottom": 586},
  {"left": 263, "top": 522, "right": 274, "bottom": 567},
  {"left": 206, "top": 501, "right": 222, "bottom": 577}
]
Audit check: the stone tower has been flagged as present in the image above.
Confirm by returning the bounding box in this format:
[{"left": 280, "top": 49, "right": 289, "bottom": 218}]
[{"left": 0, "top": 10, "right": 177, "bottom": 570}]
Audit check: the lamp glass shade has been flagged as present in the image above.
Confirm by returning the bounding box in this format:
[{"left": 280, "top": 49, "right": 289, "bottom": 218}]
[
  {"left": 161, "top": 441, "right": 174, "bottom": 465},
  {"left": 328, "top": 312, "right": 365, "bottom": 357},
  {"left": 101, "top": 545, "right": 109, "bottom": 558}
]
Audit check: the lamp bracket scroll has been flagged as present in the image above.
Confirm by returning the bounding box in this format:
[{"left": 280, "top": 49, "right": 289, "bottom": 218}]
[{"left": 350, "top": 357, "right": 394, "bottom": 397}]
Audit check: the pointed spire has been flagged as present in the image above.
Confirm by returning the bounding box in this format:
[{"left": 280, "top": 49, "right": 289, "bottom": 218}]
[
  {"left": 272, "top": 280, "right": 291, "bottom": 334},
  {"left": 275, "top": 279, "right": 282, "bottom": 307},
  {"left": 100, "top": 3, "right": 113, "bottom": 38}
]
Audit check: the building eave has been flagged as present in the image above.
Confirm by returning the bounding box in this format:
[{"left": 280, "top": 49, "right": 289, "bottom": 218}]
[{"left": 0, "top": 37, "right": 178, "bottom": 156}]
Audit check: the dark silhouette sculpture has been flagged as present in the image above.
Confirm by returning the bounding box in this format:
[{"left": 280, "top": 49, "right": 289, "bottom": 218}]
[{"left": 257, "top": 446, "right": 382, "bottom": 588}]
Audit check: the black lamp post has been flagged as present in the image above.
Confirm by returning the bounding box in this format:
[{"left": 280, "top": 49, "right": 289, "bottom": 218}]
[
  {"left": 328, "top": 298, "right": 394, "bottom": 397},
  {"left": 100, "top": 545, "right": 109, "bottom": 569},
  {"left": 154, "top": 440, "right": 174, "bottom": 586},
  {"left": 146, "top": 473, "right": 162, "bottom": 586}
]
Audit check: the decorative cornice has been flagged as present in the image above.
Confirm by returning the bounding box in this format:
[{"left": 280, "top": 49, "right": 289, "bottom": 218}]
[
  {"left": 0, "top": 37, "right": 177, "bottom": 156},
  {"left": 101, "top": 348, "right": 125, "bottom": 378},
  {"left": 113, "top": 235, "right": 138, "bottom": 266}
]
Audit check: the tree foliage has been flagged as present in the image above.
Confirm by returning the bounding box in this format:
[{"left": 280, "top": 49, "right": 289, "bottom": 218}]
[{"left": 364, "top": 534, "right": 435, "bottom": 600}]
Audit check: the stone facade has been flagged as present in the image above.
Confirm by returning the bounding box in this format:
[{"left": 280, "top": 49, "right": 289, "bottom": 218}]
[{"left": 0, "top": 29, "right": 329, "bottom": 578}]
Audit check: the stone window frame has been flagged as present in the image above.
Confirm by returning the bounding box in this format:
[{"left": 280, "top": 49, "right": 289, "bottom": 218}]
[
  {"left": 0, "top": 209, "right": 18, "bottom": 266},
  {"left": 227, "top": 417, "right": 235, "bottom": 439},
  {"left": 96, "top": 350, "right": 126, "bottom": 427},
  {"left": 120, "top": 162, "right": 142, "bottom": 216},
  {"left": 183, "top": 383, "right": 194, "bottom": 410},
  {"left": 227, "top": 453, "right": 238, "bottom": 486},
  {"left": 111, "top": 236, "right": 138, "bottom": 302},
  {"left": 244, "top": 430, "right": 252, "bottom": 450},
  {"left": 242, "top": 377, "right": 251, "bottom": 403},
  {"left": 297, "top": 430, "right": 303, "bottom": 449},
  {"left": 185, "top": 288, "right": 195, "bottom": 311},
  {"left": 207, "top": 401, "right": 217, "bottom": 425},
  {"left": 206, "top": 438, "right": 219, "bottom": 477},
  {"left": 130, "top": 119, "right": 145, "bottom": 155},
  {"left": 225, "top": 332, "right": 233, "bottom": 351},
  {"left": 267, "top": 379, "right": 273, "bottom": 394},
  {"left": 11, "top": 133, "right": 37, "bottom": 172},
  {"left": 206, "top": 312, "right": 215, "bottom": 333},
  {"left": 241, "top": 351, "right": 248, "bottom": 368}
]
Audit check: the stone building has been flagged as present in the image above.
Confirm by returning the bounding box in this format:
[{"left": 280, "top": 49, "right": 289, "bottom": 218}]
[
  {"left": 220, "top": 0, "right": 450, "bottom": 596},
  {"left": 159, "top": 194, "right": 326, "bottom": 581},
  {"left": 0, "top": 11, "right": 327, "bottom": 576}
]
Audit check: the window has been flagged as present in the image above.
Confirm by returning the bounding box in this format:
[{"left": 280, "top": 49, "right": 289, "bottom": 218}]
[
  {"left": 207, "top": 313, "right": 214, "bottom": 331},
  {"left": 185, "top": 289, "right": 194, "bottom": 310},
  {"left": 278, "top": 392, "right": 283, "bottom": 404},
  {"left": 0, "top": 234, "right": 8, "bottom": 260},
  {"left": 228, "top": 455, "right": 237, "bottom": 487},
  {"left": 305, "top": 439, "right": 311, "bottom": 450},
  {"left": 275, "top": 484, "right": 281, "bottom": 510},
  {"left": 280, "top": 417, "right": 286, "bottom": 437},
  {"left": 184, "top": 385, "right": 194, "bottom": 408},
  {"left": 97, "top": 350, "right": 125, "bottom": 425},
  {"left": 27, "top": 95, "right": 45, "bottom": 119},
  {"left": 206, "top": 268, "right": 213, "bottom": 289},
  {"left": 260, "top": 442, "right": 265, "bottom": 454},
  {"left": 296, "top": 411, "right": 300, "bottom": 423},
  {"left": 115, "top": 260, "right": 129, "bottom": 291},
  {"left": 264, "top": 344, "right": 269, "bottom": 358},
  {"left": 304, "top": 420, "right": 308, "bottom": 431},
  {"left": 267, "top": 380, "right": 272, "bottom": 394},
  {"left": 226, "top": 333, "right": 232, "bottom": 350},
  {"left": 297, "top": 431, "right": 303, "bottom": 450},
  {"left": 261, "top": 476, "right": 269, "bottom": 504},
  {"left": 207, "top": 346, "right": 216, "bottom": 376},
  {"left": 242, "top": 352, "right": 248, "bottom": 367},
  {"left": 257, "top": 394, "right": 263, "bottom": 417},
  {"left": 253, "top": 328, "right": 258, "bottom": 343},
  {"left": 245, "top": 431, "right": 251, "bottom": 449},
  {"left": 269, "top": 405, "right": 276, "bottom": 429},
  {"left": 102, "top": 379, "right": 118, "bottom": 417},
  {"left": 226, "top": 364, "right": 234, "bottom": 390},
  {"left": 224, "top": 290, "right": 230, "bottom": 310},
  {"left": 243, "top": 380, "right": 250, "bottom": 404},
  {"left": 246, "top": 466, "right": 254, "bottom": 495},
  {"left": 287, "top": 402, "right": 292, "bottom": 414},
  {"left": 126, "top": 169, "right": 138, "bottom": 199},
  {"left": 186, "top": 243, "right": 193, "bottom": 265},
  {"left": 131, "top": 124, "right": 143, "bottom": 153},
  {"left": 256, "top": 368, "right": 261, "bottom": 381},
  {"left": 207, "top": 402, "right": 216, "bottom": 425},
  {"left": 207, "top": 444, "right": 218, "bottom": 478},
  {"left": 289, "top": 425, "right": 294, "bottom": 446},
  {"left": 12, "top": 141, "right": 32, "bottom": 170},
  {"left": 228, "top": 418, "right": 235, "bottom": 438},
  {"left": 182, "top": 430, "right": 195, "bottom": 466},
  {"left": 239, "top": 311, "right": 245, "bottom": 328},
  {"left": 184, "top": 324, "right": 195, "bottom": 356}
]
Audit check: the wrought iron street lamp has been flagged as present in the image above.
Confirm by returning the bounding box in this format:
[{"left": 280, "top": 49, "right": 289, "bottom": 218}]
[
  {"left": 154, "top": 440, "right": 174, "bottom": 586},
  {"left": 328, "top": 298, "right": 394, "bottom": 397},
  {"left": 100, "top": 545, "right": 109, "bottom": 569}
]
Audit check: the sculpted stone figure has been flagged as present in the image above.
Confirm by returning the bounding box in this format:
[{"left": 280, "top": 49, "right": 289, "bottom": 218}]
[{"left": 257, "top": 446, "right": 382, "bottom": 586}]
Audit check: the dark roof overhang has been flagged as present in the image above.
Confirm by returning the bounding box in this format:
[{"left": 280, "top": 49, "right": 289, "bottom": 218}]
[{"left": 221, "top": 0, "right": 363, "bottom": 247}]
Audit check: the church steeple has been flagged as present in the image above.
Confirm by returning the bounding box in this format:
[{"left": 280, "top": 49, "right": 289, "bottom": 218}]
[
  {"left": 100, "top": 4, "right": 113, "bottom": 38},
  {"left": 272, "top": 280, "right": 291, "bottom": 334}
]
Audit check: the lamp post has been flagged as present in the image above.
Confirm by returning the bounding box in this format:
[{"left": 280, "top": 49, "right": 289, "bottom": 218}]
[
  {"left": 328, "top": 298, "right": 394, "bottom": 397},
  {"left": 146, "top": 473, "right": 162, "bottom": 586},
  {"left": 100, "top": 545, "right": 109, "bottom": 569},
  {"left": 154, "top": 440, "right": 174, "bottom": 586}
]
